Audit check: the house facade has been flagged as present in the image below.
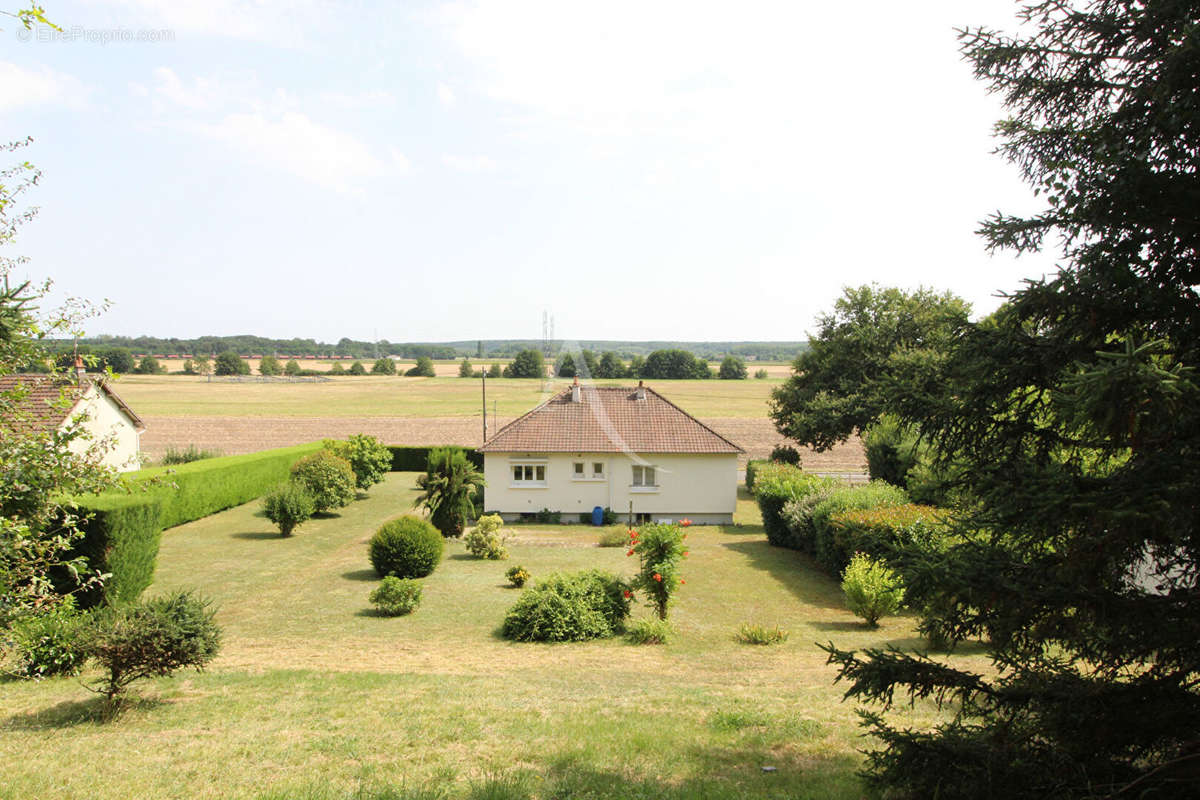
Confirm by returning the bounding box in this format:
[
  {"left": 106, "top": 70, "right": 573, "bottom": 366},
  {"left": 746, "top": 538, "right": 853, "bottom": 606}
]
[
  {"left": 479, "top": 381, "right": 742, "bottom": 524},
  {"left": 0, "top": 371, "right": 146, "bottom": 472}
]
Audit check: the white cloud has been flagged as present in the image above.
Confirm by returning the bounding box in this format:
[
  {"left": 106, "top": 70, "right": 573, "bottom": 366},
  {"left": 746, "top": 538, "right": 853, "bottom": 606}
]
[
  {"left": 390, "top": 148, "right": 411, "bottom": 172},
  {"left": 98, "top": 0, "right": 333, "bottom": 46},
  {"left": 437, "top": 82, "right": 456, "bottom": 107},
  {"left": 441, "top": 154, "right": 496, "bottom": 172},
  {"left": 0, "top": 61, "right": 86, "bottom": 112}
]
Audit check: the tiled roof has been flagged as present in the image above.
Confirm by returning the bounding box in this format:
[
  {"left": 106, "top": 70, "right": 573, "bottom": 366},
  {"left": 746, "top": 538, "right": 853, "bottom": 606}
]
[
  {"left": 0, "top": 374, "right": 146, "bottom": 433},
  {"left": 479, "top": 384, "right": 743, "bottom": 455}
]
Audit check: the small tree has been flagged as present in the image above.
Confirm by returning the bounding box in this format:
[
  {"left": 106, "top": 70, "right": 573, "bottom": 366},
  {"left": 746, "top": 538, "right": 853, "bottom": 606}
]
[
  {"left": 487, "top": 362, "right": 502, "bottom": 378},
  {"left": 193, "top": 356, "right": 211, "bottom": 376},
  {"left": 405, "top": 356, "right": 435, "bottom": 377},
  {"left": 556, "top": 353, "right": 576, "bottom": 378},
  {"left": 290, "top": 451, "right": 356, "bottom": 513},
  {"left": 328, "top": 361, "right": 345, "bottom": 375},
  {"left": 718, "top": 355, "right": 748, "bottom": 380},
  {"left": 284, "top": 359, "right": 301, "bottom": 376},
  {"left": 840, "top": 553, "right": 905, "bottom": 627},
  {"left": 323, "top": 434, "right": 392, "bottom": 491},
  {"left": 504, "top": 349, "right": 544, "bottom": 378},
  {"left": 262, "top": 483, "right": 315, "bottom": 536},
  {"left": 135, "top": 355, "right": 163, "bottom": 375},
  {"left": 88, "top": 591, "right": 221, "bottom": 704},
  {"left": 180, "top": 358, "right": 197, "bottom": 375},
  {"left": 627, "top": 523, "right": 688, "bottom": 620},
  {"left": 414, "top": 447, "right": 485, "bottom": 537},
  {"left": 371, "top": 357, "right": 396, "bottom": 375},
  {"left": 348, "top": 361, "right": 366, "bottom": 376},
  {"left": 214, "top": 351, "right": 250, "bottom": 376},
  {"left": 258, "top": 355, "right": 282, "bottom": 376},
  {"left": 458, "top": 358, "right": 473, "bottom": 378},
  {"left": 596, "top": 351, "right": 626, "bottom": 379}
]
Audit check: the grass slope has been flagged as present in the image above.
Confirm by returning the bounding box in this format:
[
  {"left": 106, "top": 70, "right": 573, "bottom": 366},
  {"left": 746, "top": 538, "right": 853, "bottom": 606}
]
[{"left": 0, "top": 478, "right": 983, "bottom": 799}]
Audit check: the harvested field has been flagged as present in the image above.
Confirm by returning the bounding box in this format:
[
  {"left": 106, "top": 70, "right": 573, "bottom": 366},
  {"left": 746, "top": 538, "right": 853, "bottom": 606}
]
[{"left": 139, "top": 414, "right": 865, "bottom": 471}]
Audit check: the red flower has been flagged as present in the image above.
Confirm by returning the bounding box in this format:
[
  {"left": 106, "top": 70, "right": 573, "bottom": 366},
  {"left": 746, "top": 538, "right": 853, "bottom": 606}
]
[
  {"left": 653, "top": 573, "right": 662, "bottom": 582},
  {"left": 680, "top": 579, "right": 685, "bottom": 584},
  {"left": 680, "top": 518, "right": 692, "bottom": 527},
  {"left": 622, "top": 590, "right": 631, "bottom": 599},
  {"left": 626, "top": 549, "right": 634, "bottom": 556},
  {"left": 682, "top": 551, "right": 689, "bottom": 557}
]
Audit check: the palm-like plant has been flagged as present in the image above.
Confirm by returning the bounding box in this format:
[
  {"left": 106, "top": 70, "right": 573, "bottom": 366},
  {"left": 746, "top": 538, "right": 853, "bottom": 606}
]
[{"left": 414, "top": 447, "right": 485, "bottom": 537}]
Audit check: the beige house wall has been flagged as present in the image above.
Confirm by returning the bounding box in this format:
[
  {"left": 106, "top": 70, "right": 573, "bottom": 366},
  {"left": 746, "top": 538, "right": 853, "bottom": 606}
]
[
  {"left": 483, "top": 452, "right": 738, "bottom": 524},
  {"left": 62, "top": 385, "right": 143, "bottom": 472}
]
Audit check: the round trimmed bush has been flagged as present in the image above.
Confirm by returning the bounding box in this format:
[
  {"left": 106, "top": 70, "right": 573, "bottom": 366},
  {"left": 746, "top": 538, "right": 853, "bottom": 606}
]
[
  {"left": 369, "top": 515, "right": 444, "bottom": 578},
  {"left": 290, "top": 450, "right": 356, "bottom": 513}
]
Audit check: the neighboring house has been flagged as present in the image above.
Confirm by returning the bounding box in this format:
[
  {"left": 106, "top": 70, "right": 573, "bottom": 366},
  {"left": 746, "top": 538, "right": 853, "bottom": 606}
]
[
  {"left": 479, "top": 380, "right": 743, "bottom": 524},
  {"left": 0, "top": 366, "right": 146, "bottom": 472}
]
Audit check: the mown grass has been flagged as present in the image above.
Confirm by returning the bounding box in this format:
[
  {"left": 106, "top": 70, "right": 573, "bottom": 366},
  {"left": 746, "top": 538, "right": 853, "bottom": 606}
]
[
  {"left": 0, "top": 475, "right": 986, "bottom": 800},
  {"left": 113, "top": 376, "right": 783, "bottom": 419}
]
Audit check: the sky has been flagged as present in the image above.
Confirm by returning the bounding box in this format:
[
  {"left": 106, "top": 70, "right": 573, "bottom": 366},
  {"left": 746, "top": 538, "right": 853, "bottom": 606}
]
[{"left": 1, "top": 0, "right": 1060, "bottom": 344}]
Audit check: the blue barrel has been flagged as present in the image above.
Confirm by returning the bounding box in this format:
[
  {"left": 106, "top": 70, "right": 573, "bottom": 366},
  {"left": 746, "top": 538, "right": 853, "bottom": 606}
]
[{"left": 591, "top": 506, "right": 604, "bottom": 526}]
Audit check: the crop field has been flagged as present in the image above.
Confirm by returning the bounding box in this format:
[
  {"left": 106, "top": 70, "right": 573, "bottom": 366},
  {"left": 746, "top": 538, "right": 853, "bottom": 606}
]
[
  {"left": 118, "top": 376, "right": 866, "bottom": 472},
  {"left": 0, "top": 476, "right": 981, "bottom": 800}
]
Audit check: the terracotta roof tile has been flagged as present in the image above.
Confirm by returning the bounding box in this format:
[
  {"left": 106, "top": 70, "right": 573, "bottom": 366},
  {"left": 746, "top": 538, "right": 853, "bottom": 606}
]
[
  {"left": 0, "top": 374, "right": 146, "bottom": 434},
  {"left": 479, "top": 384, "right": 743, "bottom": 454}
]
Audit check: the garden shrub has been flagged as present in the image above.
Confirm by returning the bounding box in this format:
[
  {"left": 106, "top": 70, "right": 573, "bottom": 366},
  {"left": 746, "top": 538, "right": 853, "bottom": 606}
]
[
  {"left": 88, "top": 590, "right": 222, "bottom": 702},
  {"left": 626, "top": 617, "right": 672, "bottom": 645},
  {"left": 534, "top": 508, "right": 560, "bottom": 524},
  {"left": 627, "top": 523, "right": 688, "bottom": 620},
  {"left": 597, "top": 526, "right": 628, "bottom": 547},
  {"left": 841, "top": 553, "right": 905, "bottom": 627},
  {"left": 323, "top": 434, "right": 393, "bottom": 491},
  {"left": 809, "top": 481, "right": 910, "bottom": 574},
  {"left": 464, "top": 513, "right": 508, "bottom": 559},
  {"left": 501, "top": 570, "right": 630, "bottom": 642},
  {"left": 369, "top": 516, "right": 444, "bottom": 578},
  {"left": 505, "top": 565, "right": 530, "bottom": 588},
  {"left": 770, "top": 444, "right": 801, "bottom": 465},
  {"left": 752, "top": 463, "right": 838, "bottom": 547},
  {"left": 161, "top": 444, "right": 221, "bottom": 465},
  {"left": 290, "top": 450, "right": 356, "bottom": 513},
  {"left": 415, "top": 447, "right": 485, "bottom": 537},
  {"left": 368, "top": 577, "right": 422, "bottom": 616},
  {"left": 64, "top": 494, "right": 163, "bottom": 609},
  {"left": 262, "top": 483, "right": 315, "bottom": 536},
  {"left": 734, "top": 622, "right": 790, "bottom": 645},
  {"left": 5, "top": 597, "right": 90, "bottom": 677}
]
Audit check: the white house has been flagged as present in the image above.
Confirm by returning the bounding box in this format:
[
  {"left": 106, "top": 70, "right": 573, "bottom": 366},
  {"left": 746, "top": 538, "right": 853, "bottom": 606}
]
[
  {"left": 0, "top": 368, "right": 146, "bottom": 472},
  {"left": 479, "top": 380, "right": 743, "bottom": 524}
]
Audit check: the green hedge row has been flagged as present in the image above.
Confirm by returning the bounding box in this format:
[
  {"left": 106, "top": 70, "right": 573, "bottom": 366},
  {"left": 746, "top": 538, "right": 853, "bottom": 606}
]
[
  {"left": 121, "top": 443, "right": 324, "bottom": 529},
  {"left": 67, "top": 494, "right": 163, "bottom": 609},
  {"left": 745, "top": 459, "right": 770, "bottom": 492},
  {"left": 750, "top": 462, "right": 840, "bottom": 547},
  {"left": 386, "top": 445, "right": 482, "bottom": 472},
  {"left": 826, "top": 504, "right": 946, "bottom": 573}
]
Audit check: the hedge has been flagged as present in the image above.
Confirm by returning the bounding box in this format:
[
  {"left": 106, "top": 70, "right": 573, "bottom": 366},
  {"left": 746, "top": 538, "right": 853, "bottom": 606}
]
[
  {"left": 806, "top": 482, "right": 911, "bottom": 574},
  {"left": 750, "top": 462, "right": 839, "bottom": 547},
  {"left": 119, "top": 442, "right": 324, "bottom": 529},
  {"left": 827, "top": 504, "right": 952, "bottom": 607},
  {"left": 386, "top": 445, "right": 482, "bottom": 473},
  {"left": 66, "top": 494, "right": 163, "bottom": 609},
  {"left": 744, "top": 459, "right": 770, "bottom": 492}
]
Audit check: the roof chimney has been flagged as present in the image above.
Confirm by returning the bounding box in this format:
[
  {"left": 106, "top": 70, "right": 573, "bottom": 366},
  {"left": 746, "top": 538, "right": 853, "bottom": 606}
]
[
  {"left": 74, "top": 354, "right": 86, "bottom": 384},
  {"left": 636, "top": 380, "right": 646, "bottom": 400},
  {"left": 571, "top": 376, "right": 581, "bottom": 403}
]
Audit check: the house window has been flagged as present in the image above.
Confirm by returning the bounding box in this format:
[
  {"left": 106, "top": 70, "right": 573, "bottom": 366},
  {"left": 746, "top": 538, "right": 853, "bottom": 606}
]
[
  {"left": 592, "top": 462, "right": 604, "bottom": 477},
  {"left": 632, "top": 465, "right": 656, "bottom": 487},
  {"left": 511, "top": 463, "right": 546, "bottom": 486},
  {"left": 573, "top": 462, "right": 585, "bottom": 477}
]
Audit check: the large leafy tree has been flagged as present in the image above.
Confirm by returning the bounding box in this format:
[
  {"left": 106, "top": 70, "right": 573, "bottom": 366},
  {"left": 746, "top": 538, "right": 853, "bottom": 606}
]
[
  {"left": 768, "top": 285, "right": 970, "bottom": 452},
  {"left": 503, "top": 349, "right": 544, "bottom": 378},
  {"left": 823, "top": 3, "right": 1200, "bottom": 798}
]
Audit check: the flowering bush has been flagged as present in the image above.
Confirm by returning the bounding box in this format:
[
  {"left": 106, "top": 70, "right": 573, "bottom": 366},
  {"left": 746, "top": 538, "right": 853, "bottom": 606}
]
[
  {"left": 626, "top": 523, "right": 687, "bottom": 620},
  {"left": 463, "top": 513, "right": 508, "bottom": 559},
  {"left": 505, "top": 565, "right": 530, "bottom": 587},
  {"left": 369, "top": 576, "right": 422, "bottom": 616}
]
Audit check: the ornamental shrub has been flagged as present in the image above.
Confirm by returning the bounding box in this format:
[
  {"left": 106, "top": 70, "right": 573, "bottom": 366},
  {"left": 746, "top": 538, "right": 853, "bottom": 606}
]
[
  {"left": 368, "top": 576, "right": 422, "bottom": 616},
  {"left": 506, "top": 564, "right": 530, "bottom": 588},
  {"left": 262, "top": 482, "right": 315, "bottom": 536},
  {"left": 501, "top": 570, "right": 630, "bottom": 642},
  {"left": 734, "top": 622, "right": 790, "bottom": 645},
  {"left": 464, "top": 513, "right": 508, "bottom": 559},
  {"left": 744, "top": 459, "right": 770, "bottom": 492},
  {"left": 752, "top": 462, "right": 838, "bottom": 547},
  {"left": 597, "top": 526, "right": 628, "bottom": 547},
  {"left": 290, "top": 450, "right": 356, "bottom": 513},
  {"left": 323, "top": 434, "right": 392, "bottom": 491},
  {"left": 88, "top": 590, "right": 222, "bottom": 703},
  {"left": 809, "top": 481, "right": 910, "bottom": 574},
  {"left": 368, "top": 516, "right": 444, "bottom": 578},
  {"left": 626, "top": 617, "right": 672, "bottom": 645},
  {"left": 770, "top": 444, "right": 801, "bottom": 465},
  {"left": 627, "top": 523, "right": 687, "bottom": 620},
  {"left": 841, "top": 552, "right": 905, "bottom": 627},
  {"left": 6, "top": 597, "right": 90, "bottom": 678},
  {"left": 348, "top": 361, "right": 367, "bottom": 375},
  {"left": 414, "top": 446, "right": 485, "bottom": 537},
  {"left": 780, "top": 486, "right": 836, "bottom": 552}
]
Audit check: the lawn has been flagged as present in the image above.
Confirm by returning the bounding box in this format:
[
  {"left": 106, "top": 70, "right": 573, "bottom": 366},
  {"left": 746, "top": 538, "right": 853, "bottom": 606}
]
[
  {"left": 113, "top": 375, "right": 782, "bottom": 419},
  {"left": 0, "top": 476, "right": 982, "bottom": 800}
]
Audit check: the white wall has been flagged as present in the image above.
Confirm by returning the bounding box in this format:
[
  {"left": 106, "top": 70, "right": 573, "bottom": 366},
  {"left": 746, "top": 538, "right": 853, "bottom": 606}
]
[
  {"left": 483, "top": 452, "right": 738, "bottom": 523},
  {"left": 62, "top": 386, "right": 142, "bottom": 472}
]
